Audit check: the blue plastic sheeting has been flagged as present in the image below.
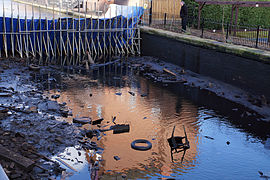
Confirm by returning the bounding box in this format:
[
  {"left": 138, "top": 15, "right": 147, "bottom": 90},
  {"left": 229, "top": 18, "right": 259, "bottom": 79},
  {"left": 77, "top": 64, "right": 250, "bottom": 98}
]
[{"left": 0, "top": 6, "right": 144, "bottom": 52}]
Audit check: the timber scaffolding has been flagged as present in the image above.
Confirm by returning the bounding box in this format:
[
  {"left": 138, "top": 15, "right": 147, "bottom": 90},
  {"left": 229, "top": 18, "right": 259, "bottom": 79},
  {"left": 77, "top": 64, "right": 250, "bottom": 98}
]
[{"left": 0, "top": 2, "right": 144, "bottom": 64}]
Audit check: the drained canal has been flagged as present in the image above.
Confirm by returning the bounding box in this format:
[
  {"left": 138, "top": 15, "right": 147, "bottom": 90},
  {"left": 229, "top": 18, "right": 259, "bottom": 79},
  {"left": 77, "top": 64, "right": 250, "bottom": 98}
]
[
  {"left": 1, "top": 1, "right": 270, "bottom": 179},
  {"left": 26, "top": 57, "right": 270, "bottom": 180}
]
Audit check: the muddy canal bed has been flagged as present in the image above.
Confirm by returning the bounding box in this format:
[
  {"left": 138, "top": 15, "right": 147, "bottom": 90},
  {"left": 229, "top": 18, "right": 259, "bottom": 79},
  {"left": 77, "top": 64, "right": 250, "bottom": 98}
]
[{"left": 1, "top": 57, "right": 270, "bottom": 179}]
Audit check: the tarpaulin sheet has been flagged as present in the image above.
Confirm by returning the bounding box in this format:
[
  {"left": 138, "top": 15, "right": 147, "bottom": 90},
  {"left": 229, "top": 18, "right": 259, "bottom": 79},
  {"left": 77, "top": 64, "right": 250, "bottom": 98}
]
[{"left": 0, "top": 6, "right": 144, "bottom": 52}]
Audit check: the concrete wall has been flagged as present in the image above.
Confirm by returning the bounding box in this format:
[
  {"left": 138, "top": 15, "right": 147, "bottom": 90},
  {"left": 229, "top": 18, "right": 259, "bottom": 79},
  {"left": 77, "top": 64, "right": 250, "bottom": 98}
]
[{"left": 141, "top": 29, "right": 270, "bottom": 101}]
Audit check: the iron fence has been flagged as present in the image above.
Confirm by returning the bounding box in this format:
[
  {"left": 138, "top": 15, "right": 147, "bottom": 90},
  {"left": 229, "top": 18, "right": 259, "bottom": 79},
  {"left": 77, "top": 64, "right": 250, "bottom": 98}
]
[{"left": 142, "top": 4, "right": 270, "bottom": 51}]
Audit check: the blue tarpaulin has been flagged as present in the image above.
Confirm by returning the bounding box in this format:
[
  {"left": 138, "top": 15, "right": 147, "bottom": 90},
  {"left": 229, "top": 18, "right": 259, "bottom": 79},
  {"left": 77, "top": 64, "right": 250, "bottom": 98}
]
[{"left": 0, "top": 6, "right": 144, "bottom": 52}]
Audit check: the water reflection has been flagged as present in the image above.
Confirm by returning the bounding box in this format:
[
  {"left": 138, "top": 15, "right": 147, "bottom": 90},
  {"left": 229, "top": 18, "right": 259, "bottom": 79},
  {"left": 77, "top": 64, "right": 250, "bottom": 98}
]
[
  {"left": 33, "top": 62, "right": 270, "bottom": 179},
  {"left": 46, "top": 66, "right": 199, "bottom": 178}
]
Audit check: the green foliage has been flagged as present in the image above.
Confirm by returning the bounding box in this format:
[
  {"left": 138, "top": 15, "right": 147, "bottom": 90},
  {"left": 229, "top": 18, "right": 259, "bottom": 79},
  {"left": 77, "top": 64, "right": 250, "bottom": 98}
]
[{"left": 184, "top": 0, "right": 270, "bottom": 27}]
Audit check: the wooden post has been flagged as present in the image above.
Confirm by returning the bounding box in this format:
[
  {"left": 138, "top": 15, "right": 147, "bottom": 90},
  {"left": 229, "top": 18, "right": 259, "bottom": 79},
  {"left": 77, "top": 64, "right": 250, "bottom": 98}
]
[
  {"left": 226, "top": 22, "right": 229, "bottom": 42},
  {"left": 164, "top": 13, "right": 167, "bottom": 27},
  {"left": 201, "top": 18, "right": 204, "bottom": 38},
  {"left": 233, "top": 6, "right": 239, "bottom": 36},
  {"left": 229, "top": 5, "right": 235, "bottom": 34},
  {"left": 197, "top": 2, "right": 205, "bottom": 29}
]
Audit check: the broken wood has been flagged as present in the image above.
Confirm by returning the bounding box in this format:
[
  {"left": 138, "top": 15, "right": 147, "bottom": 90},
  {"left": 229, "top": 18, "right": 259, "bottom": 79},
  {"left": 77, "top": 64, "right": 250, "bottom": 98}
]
[
  {"left": 55, "top": 158, "right": 78, "bottom": 172},
  {"left": 87, "top": 51, "right": 95, "bottom": 64},
  {"left": 29, "top": 150, "right": 55, "bottom": 163},
  {"left": 128, "top": 91, "right": 135, "bottom": 96},
  {"left": 111, "top": 124, "right": 130, "bottom": 134},
  {"left": 0, "top": 93, "right": 12, "bottom": 97},
  {"left": 92, "top": 118, "right": 104, "bottom": 125},
  {"left": 73, "top": 117, "right": 91, "bottom": 124},
  {"left": 0, "top": 145, "right": 35, "bottom": 171},
  {"left": 163, "top": 68, "right": 177, "bottom": 76}
]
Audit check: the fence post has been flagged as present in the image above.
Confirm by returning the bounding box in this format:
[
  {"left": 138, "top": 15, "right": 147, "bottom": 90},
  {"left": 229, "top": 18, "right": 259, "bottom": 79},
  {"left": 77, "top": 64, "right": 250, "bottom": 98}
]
[
  {"left": 164, "top": 13, "right": 167, "bottom": 27},
  {"left": 268, "top": 28, "right": 270, "bottom": 44},
  {"left": 255, "top": 25, "right": 260, "bottom": 48},
  {"left": 201, "top": 18, "right": 204, "bottom": 38},
  {"left": 192, "top": 4, "right": 196, "bottom": 28},
  {"left": 226, "top": 22, "right": 229, "bottom": 42},
  {"left": 149, "top": 0, "right": 152, "bottom": 26}
]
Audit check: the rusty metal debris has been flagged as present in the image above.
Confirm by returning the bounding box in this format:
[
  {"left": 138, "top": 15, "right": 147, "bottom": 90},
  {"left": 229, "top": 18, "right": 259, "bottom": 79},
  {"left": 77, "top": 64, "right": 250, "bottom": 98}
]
[
  {"left": 168, "top": 125, "right": 190, "bottom": 152},
  {"left": 168, "top": 126, "right": 190, "bottom": 163}
]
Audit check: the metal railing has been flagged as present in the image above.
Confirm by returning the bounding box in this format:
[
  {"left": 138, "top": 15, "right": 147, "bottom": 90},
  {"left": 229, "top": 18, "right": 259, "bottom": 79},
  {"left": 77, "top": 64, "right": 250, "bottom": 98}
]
[
  {"left": 0, "top": 1, "right": 143, "bottom": 62},
  {"left": 142, "top": 5, "right": 270, "bottom": 51}
]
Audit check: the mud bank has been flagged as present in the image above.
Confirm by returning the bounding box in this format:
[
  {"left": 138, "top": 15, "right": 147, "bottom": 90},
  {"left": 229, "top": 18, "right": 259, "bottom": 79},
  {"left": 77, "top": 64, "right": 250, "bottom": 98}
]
[
  {"left": 141, "top": 27, "right": 270, "bottom": 104},
  {"left": 0, "top": 59, "right": 99, "bottom": 179},
  {"left": 128, "top": 56, "right": 270, "bottom": 121}
]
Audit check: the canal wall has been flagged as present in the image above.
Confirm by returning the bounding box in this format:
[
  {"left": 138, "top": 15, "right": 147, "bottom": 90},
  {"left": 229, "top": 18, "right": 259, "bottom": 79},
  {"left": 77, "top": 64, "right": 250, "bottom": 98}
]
[{"left": 141, "top": 26, "right": 270, "bottom": 102}]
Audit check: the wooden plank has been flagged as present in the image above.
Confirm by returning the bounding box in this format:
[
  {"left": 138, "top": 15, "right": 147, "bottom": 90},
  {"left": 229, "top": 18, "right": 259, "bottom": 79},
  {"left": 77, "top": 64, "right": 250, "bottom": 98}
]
[
  {"left": 55, "top": 158, "right": 78, "bottom": 172},
  {"left": 163, "top": 68, "right": 177, "bottom": 76},
  {"left": 0, "top": 145, "right": 35, "bottom": 171}
]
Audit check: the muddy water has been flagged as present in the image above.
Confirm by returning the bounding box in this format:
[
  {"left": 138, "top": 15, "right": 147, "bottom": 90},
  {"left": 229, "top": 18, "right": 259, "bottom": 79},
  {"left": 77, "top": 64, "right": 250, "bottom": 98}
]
[{"left": 35, "top": 62, "right": 270, "bottom": 180}]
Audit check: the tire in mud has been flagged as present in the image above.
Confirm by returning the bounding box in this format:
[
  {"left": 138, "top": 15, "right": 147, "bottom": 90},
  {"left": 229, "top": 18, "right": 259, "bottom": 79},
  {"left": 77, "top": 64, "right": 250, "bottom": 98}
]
[
  {"left": 131, "top": 139, "right": 152, "bottom": 151},
  {"left": 29, "top": 64, "right": 40, "bottom": 71}
]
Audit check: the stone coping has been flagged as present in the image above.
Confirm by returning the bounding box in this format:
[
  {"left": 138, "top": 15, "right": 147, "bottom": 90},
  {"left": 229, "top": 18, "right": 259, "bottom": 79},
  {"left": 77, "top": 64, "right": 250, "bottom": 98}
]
[{"left": 141, "top": 26, "right": 270, "bottom": 64}]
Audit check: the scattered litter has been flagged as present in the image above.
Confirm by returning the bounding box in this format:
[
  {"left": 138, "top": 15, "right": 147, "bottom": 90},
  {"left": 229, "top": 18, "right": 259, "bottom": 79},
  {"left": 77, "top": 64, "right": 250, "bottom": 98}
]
[
  {"left": 143, "top": 117, "right": 147, "bottom": 119},
  {"left": 163, "top": 68, "right": 177, "bottom": 77},
  {"left": 92, "top": 118, "right": 104, "bottom": 125},
  {"left": 141, "top": 94, "right": 148, "bottom": 97},
  {"left": 0, "top": 93, "right": 12, "bottom": 97},
  {"left": 56, "top": 158, "right": 78, "bottom": 172},
  {"left": 168, "top": 125, "right": 190, "bottom": 152},
  {"left": 113, "top": 156, "right": 120, "bottom": 161},
  {"left": 204, "top": 116, "right": 213, "bottom": 120},
  {"left": 73, "top": 117, "right": 92, "bottom": 124},
  {"left": 29, "top": 64, "right": 40, "bottom": 71},
  {"left": 51, "top": 94, "right": 60, "bottom": 99},
  {"left": 258, "top": 171, "right": 270, "bottom": 178},
  {"left": 131, "top": 139, "right": 152, "bottom": 151},
  {"left": 115, "top": 92, "right": 122, "bottom": 96},
  {"left": 128, "top": 91, "right": 135, "bottom": 96},
  {"left": 204, "top": 136, "right": 215, "bottom": 140},
  {"left": 111, "top": 124, "right": 130, "bottom": 134},
  {"left": 0, "top": 145, "right": 35, "bottom": 170},
  {"left": 112, "top": 116, "right": 116, "bottom": 124},
  {"left": 122, "top": 174, "right": 127, "bottom": 179}
]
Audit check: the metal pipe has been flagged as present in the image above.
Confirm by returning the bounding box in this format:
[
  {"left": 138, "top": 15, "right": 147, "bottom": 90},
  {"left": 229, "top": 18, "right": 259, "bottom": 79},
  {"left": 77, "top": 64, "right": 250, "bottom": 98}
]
[
  {"left": 3, "top": 2, "right": 8, "bottom": 57},
  {"left": 25, "top": 4, "right": 29, "bottom": 58},
  {"left": 11, "top": 1, "right": 14, "bottom": 57}
]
